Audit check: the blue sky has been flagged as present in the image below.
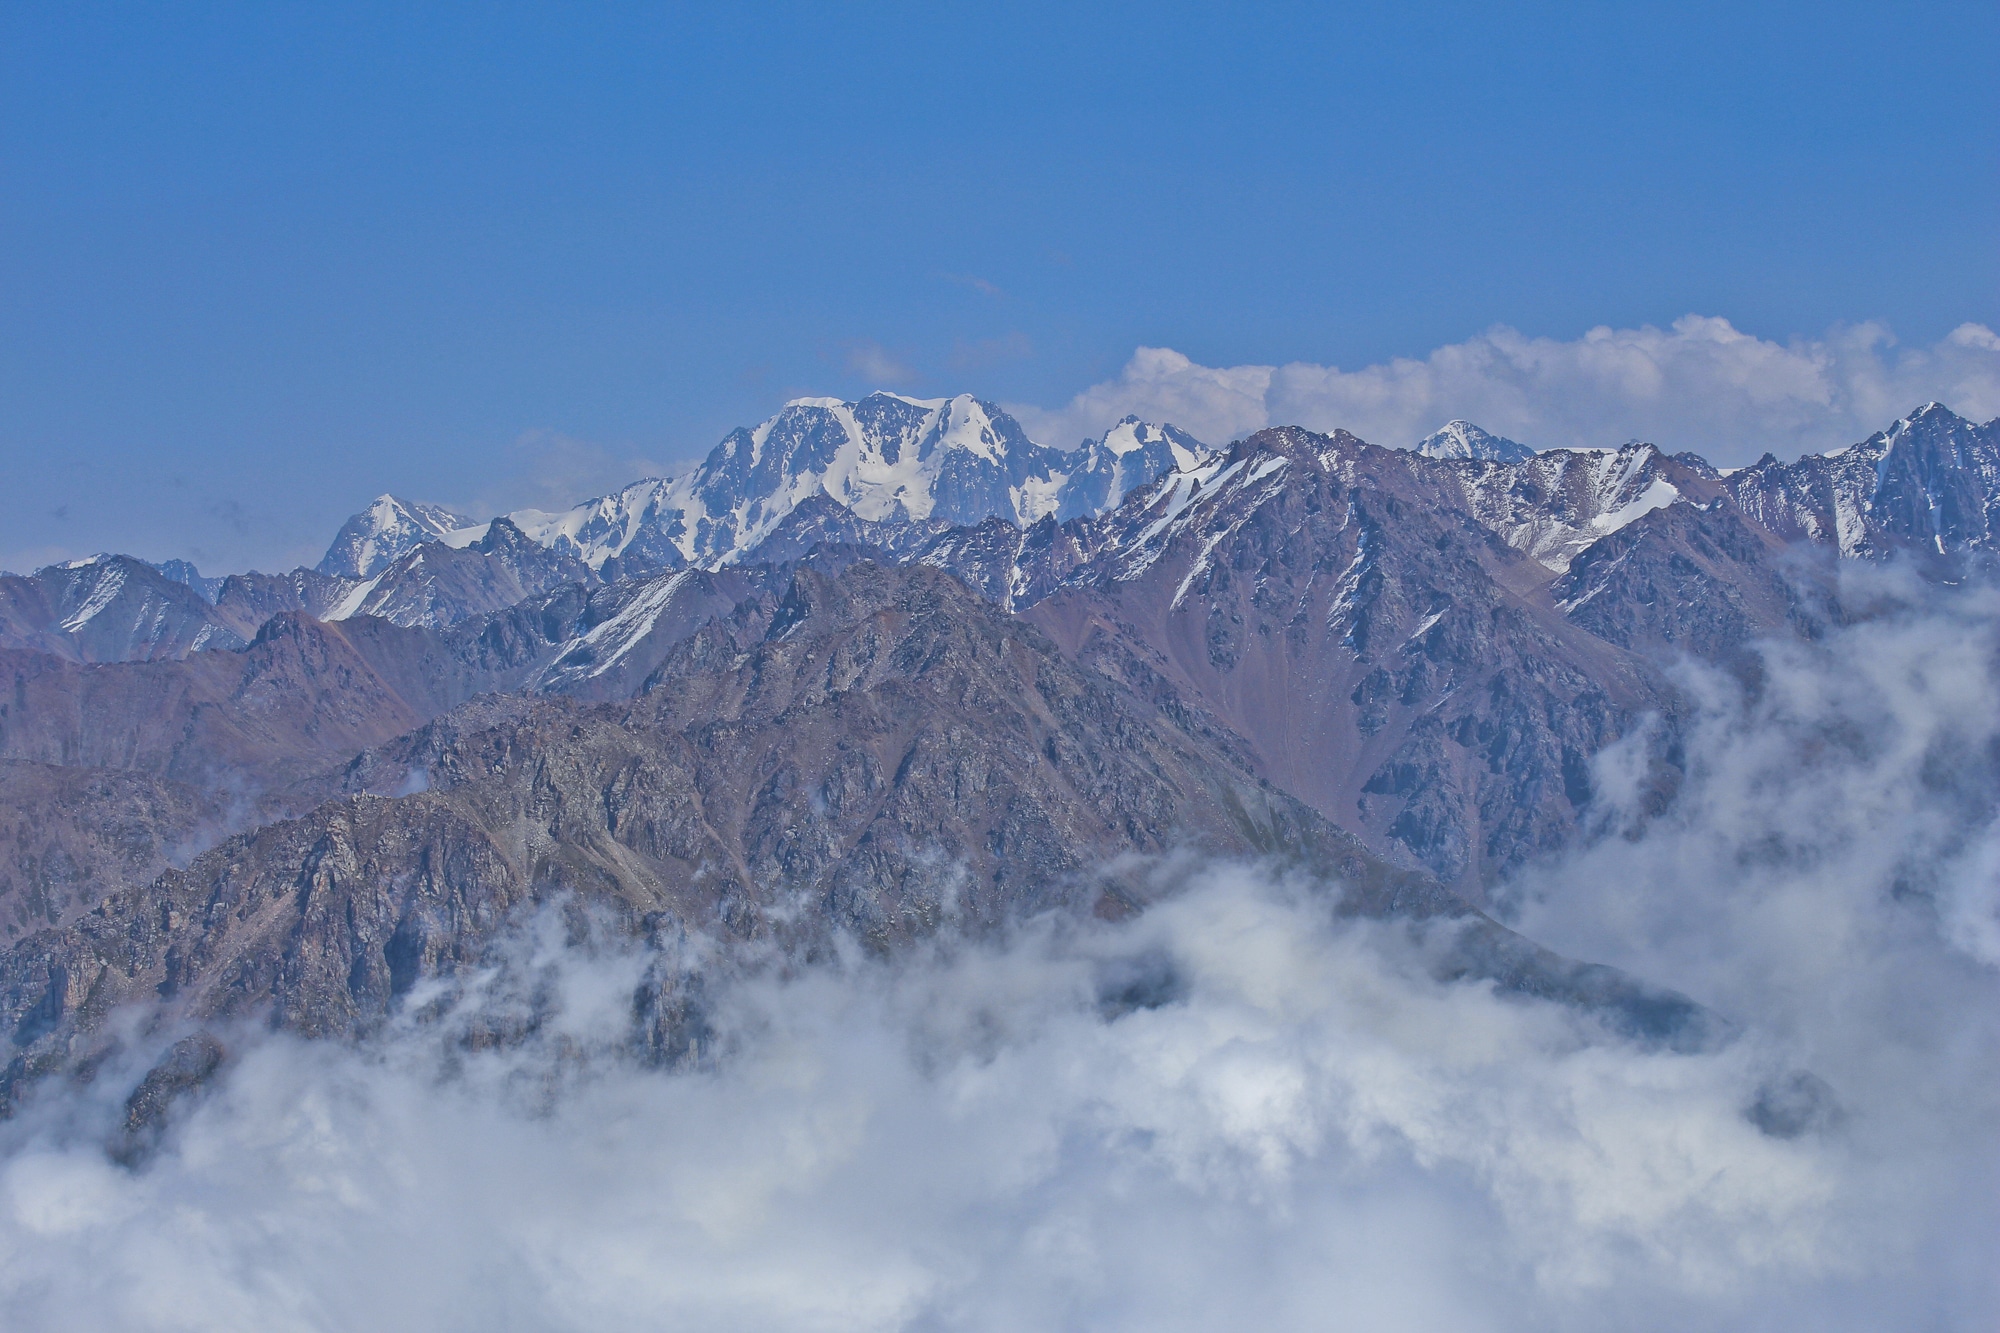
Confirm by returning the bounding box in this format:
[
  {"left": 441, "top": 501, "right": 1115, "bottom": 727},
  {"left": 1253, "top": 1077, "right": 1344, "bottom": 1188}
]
[{"left": 3, "top": 2, "right": 1995, "bottom": 573}]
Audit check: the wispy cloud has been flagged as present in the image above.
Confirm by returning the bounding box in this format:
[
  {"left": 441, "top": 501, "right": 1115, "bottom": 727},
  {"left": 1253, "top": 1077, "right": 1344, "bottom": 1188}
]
[
  {"left": 1007, "top": 318, "right": 2000, "bottom": 464},
  {"left": 940, "top": 272, "right": 1004, "bottom": 298},
  {"left": 947, "top": 330, "right": 1035, "bottom": 372},
  {"left": 842, "top": 339, "right": 919, "bottom": 386},
  {"left": 459, "top": 429, "right": 671, "bottom": 519}
]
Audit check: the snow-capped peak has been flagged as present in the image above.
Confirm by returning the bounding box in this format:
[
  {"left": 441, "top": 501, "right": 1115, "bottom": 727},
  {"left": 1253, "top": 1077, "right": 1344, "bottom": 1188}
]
[
  {"left": 1096, "top": 416, "right": 1210, "bottom": 470},
  {"left": 1412, "top": 420, "right": 1538, "bottom": 463},
  {"left": 316, "top": 395, "right": 1213, "bottom": 583},
  {"left": 317, "top": 494, "right": 473, "bottom": 579}
]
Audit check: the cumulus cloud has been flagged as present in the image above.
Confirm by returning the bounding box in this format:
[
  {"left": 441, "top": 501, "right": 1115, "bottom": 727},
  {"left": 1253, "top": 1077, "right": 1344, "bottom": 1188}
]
[
  {"left": 1008, "top": 319, "right": 2000, "bottom": 464},
  {"left": 1, "top": 567, "right": 1996, "bottom": 1330}
]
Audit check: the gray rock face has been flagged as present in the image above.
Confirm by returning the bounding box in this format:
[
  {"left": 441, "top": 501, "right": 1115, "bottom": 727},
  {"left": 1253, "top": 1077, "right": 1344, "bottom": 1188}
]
[
  {"left": 0, "top": 762, "right": 217, "bottom": 946},
  {"left": 1549, "top": 500, "right": 1837, "bottom": 661}
]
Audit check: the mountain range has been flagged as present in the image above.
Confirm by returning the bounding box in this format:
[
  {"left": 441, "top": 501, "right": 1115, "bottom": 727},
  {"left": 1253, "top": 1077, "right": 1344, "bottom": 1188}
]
[{"left": 3, "top": 393, "right": 1994, "bottom": 1127}]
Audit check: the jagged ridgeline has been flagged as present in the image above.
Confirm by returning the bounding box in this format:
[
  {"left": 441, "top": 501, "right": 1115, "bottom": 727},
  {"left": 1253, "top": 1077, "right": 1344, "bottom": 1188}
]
[{"left": 1, "top": 395, "right": 1995, "bottom": 1110}]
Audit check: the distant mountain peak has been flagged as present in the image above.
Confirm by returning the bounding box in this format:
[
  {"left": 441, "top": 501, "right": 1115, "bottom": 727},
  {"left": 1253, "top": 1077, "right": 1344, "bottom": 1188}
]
[
  {"left": 317, "top": 495, "right": 473, "bottom": 579},
  {"left": 1412, "top": 420, "right": 1537, "bottom": 463},
  {"left": 404, "top": 396, "right": 1211, "bottom": 579}
]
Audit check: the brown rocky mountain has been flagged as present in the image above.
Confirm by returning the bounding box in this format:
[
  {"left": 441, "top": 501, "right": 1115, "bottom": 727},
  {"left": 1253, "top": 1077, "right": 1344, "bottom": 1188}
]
[
  {"left": 0, "top": 614, "right": 502, "bottom": 805},
  {"left": 1, "top": 402, "right": 1990, "bottom": 1120},
  {"left": 0, "top": 568, "right": 780, "bottom": 806},
  {"left": 0, "top": 561, "right": 1460, "bottom": 1096},
  {"left": 1012, "top": 428, "right": 1668, "bottom": 892}
]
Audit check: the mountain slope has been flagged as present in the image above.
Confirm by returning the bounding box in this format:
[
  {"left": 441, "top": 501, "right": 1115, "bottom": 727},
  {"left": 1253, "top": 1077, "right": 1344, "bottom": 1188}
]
[
  {"left": 0, "top": 615, "right": 491, "bottom": 795},
  {"left": 1413, "top": 442, "right": 1729, "bottom": 573},
  {"left": 0, "top": 560, "right": 1446, "bottom": 1075},
  {"left": 1015, "top": 428, "right": 1666, "bottom": 890},
  {"left": 0, "top": 762, "right": 217, "bottom": 946},
  {"left": 325, "top": 518, "right": 596, "bottom": 629}
]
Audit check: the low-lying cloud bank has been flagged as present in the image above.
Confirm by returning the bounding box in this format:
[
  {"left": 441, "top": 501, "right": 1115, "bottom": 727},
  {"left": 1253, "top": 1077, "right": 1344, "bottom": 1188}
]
[
  {"left": 1, "top": 566, "right": 1996, "bottom": 1332},
  {"left": 1010, "top": 318, "right": 2000, "bottom": 462}
]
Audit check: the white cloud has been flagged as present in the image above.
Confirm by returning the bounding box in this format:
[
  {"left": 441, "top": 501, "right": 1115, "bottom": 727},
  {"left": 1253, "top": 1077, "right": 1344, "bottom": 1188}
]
[{"left": 1009, "top": 319, "right": 2000, "bottom": 464}]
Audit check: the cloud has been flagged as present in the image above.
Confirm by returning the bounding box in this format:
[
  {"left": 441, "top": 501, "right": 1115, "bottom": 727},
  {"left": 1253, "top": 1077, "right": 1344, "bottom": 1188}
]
[
  {"left": 940, "top": 272, "right": 1004, "bottom": 298},
  {"left": 459, "top": 429, "right": 673, "bottom": 520},
  {"left": 0, "top": 543, "right": 81, "bottom": 577},
  {"left": 0, "top": 565, "right": 1995, "bottom": 1330},
  {"left": 947, "top": 331, "right": 1035, "bottom": 373},
  {"left": 843, "top": 340, "right": 920, "bottom": 387},
  {"left": 1007, "top": 319, "right": 2000, "bottom": 464}
]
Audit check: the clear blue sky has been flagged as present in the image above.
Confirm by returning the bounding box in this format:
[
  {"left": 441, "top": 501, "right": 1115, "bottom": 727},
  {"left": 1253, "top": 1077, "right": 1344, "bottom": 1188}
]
[{"left": 3, "top": 2, "right": 1994, "bottom": 572}]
